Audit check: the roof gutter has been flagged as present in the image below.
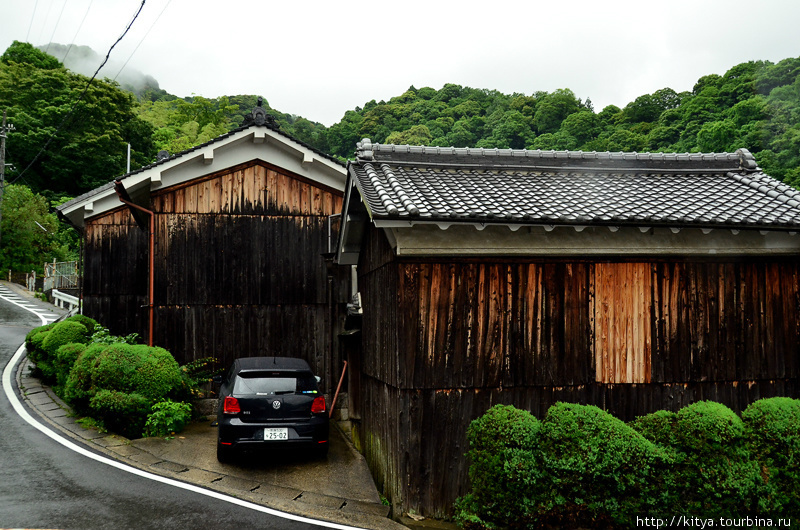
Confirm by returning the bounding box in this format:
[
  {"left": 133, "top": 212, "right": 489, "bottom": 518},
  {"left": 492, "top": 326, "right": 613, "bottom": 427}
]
[{"left": 114, "top": 180, "right": 154, "bottom": 347}]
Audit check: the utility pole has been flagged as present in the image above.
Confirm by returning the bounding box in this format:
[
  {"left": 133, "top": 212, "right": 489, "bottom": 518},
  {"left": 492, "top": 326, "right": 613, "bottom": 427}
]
[
  {"left": 0, "top": 110, "right": 14, "bottom": 251},
  {"left": 0, "top": 110, "right": 8, "bottom": 251}
]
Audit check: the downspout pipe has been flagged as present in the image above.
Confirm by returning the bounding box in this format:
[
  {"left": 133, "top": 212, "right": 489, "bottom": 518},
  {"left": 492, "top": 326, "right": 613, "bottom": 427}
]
[{"left": 114, "top": 180, "right": 154, "bottom": 347}]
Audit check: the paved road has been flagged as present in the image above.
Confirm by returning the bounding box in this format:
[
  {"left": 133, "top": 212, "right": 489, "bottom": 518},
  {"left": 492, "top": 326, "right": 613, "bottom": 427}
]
[{"left": 0, "top": 286, "right": 337, "bottom": 530}]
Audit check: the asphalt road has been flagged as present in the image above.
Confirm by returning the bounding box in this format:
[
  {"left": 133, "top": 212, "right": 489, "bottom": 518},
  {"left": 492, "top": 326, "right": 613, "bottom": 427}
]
[{"left": 0, "top": 287, "right": 345, "bottom": 530}]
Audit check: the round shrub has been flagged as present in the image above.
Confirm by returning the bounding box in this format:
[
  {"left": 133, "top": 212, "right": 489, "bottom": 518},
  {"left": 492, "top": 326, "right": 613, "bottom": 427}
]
[
  {"left": 143, "top": 400, "right": 193, "bottom": 438},
  {"left": 43, "top": 321, "right": 91, "bottom": 357},
  {"left": 39, "top": 321, "right": 91, "bottom": 382},
  {"left": 63, "top": 343, "right": 110, "bottom": 414},
  {"left": 742, "top": 397, "right": 800, "bottom": 514},
  {"left": 63, "top": 314, "right": 98, "bottom": 335},
  {"left": 90, "top": 344, "right": 183, "bottom": 402},
  {"left": 540, "top": 403, "right": 673, "bottom": 521},
  {"left": 64, "top": 342, "right": 185, "bottom": 438},
  {"left": 25, "top": 322, "right": 54, "bottom": 353},
  {"left": 25, "top": 323, "right": 55, "bottom": 373},
  {"left": 455, "top": 405, "right": 542, "bottom": 528},
  {"left": 89, "top": 389, "right": 151, "bottom": 439},
  {"left": 673, "top": 401, "right": 763, "bottom": 516},
  {"left": 630, "top": 409, "right": 678, "bottom": 446},
  {"left": 675, "top": 400, "right": 744, "bottom": 451},
  {"left": 53, "top": 342, "right": 87, "bottom": 390}
]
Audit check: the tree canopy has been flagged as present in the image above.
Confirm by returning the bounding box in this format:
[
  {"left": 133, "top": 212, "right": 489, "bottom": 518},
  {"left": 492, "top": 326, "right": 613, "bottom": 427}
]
[{"left": 0, "top": 41, "right": 155, "bottom": 199}]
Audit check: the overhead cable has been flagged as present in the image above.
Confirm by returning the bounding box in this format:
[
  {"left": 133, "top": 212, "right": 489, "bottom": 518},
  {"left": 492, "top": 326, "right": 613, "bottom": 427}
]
[
  {"left": 26, "top": 0, "right": 40, "bottom": 42},
  {"left": 45, "top": 0, "right": 69, "bottom": 54},
  {"left": 10, "top": 1, "right": 148, "bottom": 186},
  {"left": 63, "top": 0, "right": 95, "bottom": 64},
  {"left": 113, "top": 0, "right": 172, "bottom": 82}
]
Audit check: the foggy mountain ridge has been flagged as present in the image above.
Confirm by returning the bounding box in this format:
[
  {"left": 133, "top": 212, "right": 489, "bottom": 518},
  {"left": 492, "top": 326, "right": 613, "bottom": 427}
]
[{"left": 38, "top": 42, "right": 162, "bottom": 97}]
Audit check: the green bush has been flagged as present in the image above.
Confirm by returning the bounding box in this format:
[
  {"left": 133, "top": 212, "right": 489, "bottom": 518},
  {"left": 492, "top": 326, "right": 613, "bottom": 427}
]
[
  {"left": 742, "top": 397, "right": 800, "bottom": 514},
  {"left": 143, "top": 400, "right": 192, "bottom": 438},
  {"left": 37, "top": 321, "right": 91, "bottom": 382},
  {"left": 630, "top": 409, "right": 678, "bottom": 446},
  {"left": 63, "top": 342, "right": 186, "bottom": 438},
  {"left": 89, "top": 326, "right": 139, "bottom": 345},
  {"left": 90, "top": 344, "right": 183, "bottom": 402},
  {"left": 25, "top": 322, "right": 54, "bottom": 352},
  {"left": 63, "top": 343, "right": 108, "bottom": 414},
  {"left": 25, "top": 323, "right": 55, "bottom": 375},
  {"left": 457, "top": 400, "right": 800, "bottom": 528},
  {"left": 62, "top": 314, "right": 98, "bottom": 335},
  {"left": 671, "top": 401, "right": 764, "bottom": 517},
  {"left": 53, "top": 342, "right": 87, "bottom": 391},
  {"left": 89, "top": 389, "right": 151, "bottom": 439},
  {"left": 455, "top": 405, "right": 543, "bottom": 528},
  {"left": 539, "top": 403, "right": 674, "bottom": 522}
]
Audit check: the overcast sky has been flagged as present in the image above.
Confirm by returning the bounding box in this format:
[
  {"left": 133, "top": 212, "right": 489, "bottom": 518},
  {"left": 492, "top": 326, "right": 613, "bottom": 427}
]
[{"left": 2, "top": 0, "right": 799, "bottom": 126}]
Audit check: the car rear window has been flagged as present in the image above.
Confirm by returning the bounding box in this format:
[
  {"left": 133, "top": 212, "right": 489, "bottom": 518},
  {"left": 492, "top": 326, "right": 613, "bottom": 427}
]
[{"left": 233, "top": 371, "right": 317, "bottom": 395}]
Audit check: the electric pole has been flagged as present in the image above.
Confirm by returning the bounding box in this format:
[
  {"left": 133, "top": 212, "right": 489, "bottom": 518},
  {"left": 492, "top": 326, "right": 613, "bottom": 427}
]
[{"left": 0, "top": 110, "right": 15, "bottom": 252}]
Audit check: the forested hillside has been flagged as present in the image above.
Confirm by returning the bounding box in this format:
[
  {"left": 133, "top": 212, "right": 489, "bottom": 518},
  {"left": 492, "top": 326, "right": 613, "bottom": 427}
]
[
  {"left": 324, "top": 59, "right": 800, "bottom": 186},
  {"left": 1, "top": 38, "right": 799, "bottom": 273}
]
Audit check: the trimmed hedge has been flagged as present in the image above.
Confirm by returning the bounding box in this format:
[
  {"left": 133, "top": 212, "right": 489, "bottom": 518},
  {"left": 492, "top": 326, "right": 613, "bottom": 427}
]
[
  {"left": 53, "top": 342, "right": 87, "bottom": 390},
  {"left": 64, "top": 342, "right": 186, "bottom": 437},
  {"left": 25, "top": 316, "right": 97, "bottom": 383},
  {"left": 456, "top": 399, "right": 800, "bottom": 528},
  {"left": 742, "top": 397, "right": 800, "bottom": 514},
  {"left": 89, "top": 389, "right": 151, "bottom": 439},
  {"left": 39, "top": 321, "right": 90, "bottom": 381},
  {"left": 25, "top": 317, "right": 193, "bottom": 440}
]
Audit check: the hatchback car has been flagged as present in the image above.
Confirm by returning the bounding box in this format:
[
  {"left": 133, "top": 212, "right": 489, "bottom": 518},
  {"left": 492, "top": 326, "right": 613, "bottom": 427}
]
[{"left": 215, "top": 357, "right": 329, "bottom": 463}]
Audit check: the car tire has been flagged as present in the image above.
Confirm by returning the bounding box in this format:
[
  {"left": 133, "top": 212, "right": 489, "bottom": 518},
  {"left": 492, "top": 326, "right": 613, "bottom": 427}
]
[{"left": 217, "top": 441, "right": 234, "bottom": 463}]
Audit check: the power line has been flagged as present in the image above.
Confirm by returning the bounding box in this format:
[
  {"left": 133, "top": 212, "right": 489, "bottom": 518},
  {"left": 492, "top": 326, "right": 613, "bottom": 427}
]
[
  {"left": 36, "top": 0, "right": 55, "bottom": 46},
  {"left": 45, "top": 0, "right": 69, "bottom": 54},
  {"left": 113, "top": 0, "right": 172, "bottom": 82},
  {"left": 26, "top": 0, "right": 40, "bottom": 43},
  {"left": 10, "top": 1, "right": 148, "bottom": 186},
  {"left": 63, "top": 0, "right": 95, "bottom": 64}
]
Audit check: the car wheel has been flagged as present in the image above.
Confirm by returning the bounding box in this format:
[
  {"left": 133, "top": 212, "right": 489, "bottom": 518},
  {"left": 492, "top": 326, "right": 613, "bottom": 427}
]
[{"left": 217, "top": 441, "right": 234, "bottom": 463}]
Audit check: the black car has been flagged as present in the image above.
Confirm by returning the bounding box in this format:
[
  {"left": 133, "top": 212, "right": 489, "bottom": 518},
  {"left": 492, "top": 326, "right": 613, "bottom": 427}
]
[{"left": 215, "top": 357, "right": 329, "bottom": 462}]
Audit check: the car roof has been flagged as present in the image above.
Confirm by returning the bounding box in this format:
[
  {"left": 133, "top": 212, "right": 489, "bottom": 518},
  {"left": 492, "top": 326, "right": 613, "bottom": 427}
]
[{"left": 231, "top": 356, "right": 313, "bottom": 374}]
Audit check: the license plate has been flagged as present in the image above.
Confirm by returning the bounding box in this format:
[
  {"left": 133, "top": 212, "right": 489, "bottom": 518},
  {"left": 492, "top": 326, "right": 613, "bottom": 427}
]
[{"left": 264, "top": 428, "right": 288, "bottom": 440}]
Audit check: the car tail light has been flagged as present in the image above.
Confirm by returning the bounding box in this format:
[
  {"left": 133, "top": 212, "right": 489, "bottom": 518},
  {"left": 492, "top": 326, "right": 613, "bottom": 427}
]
[
  {"left": 223, "top": 396, "right": 241, "bottom": 415},
  {"left": 311, "top": 396, "right": 326, "bottom": 414}
]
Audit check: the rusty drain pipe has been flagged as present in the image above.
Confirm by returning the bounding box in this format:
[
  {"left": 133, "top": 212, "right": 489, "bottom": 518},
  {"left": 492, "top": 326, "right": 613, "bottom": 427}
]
[
  {"left": 329, "top": 360, "right": 348, "bottom": 419},
  {"left": 114, "top": 180, "right": 154, "bottom": 347}
]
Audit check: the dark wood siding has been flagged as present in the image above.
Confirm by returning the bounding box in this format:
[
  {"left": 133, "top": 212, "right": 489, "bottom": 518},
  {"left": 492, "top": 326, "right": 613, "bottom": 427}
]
[
  {"left": 354, "top": 225, "right": 800, "bottom": 517},
  {"left": 83, "top": 209, "right": 149, "bottom": 338},
  {"left": 82, "top": 160, "right": 346, "bottom": 380}
]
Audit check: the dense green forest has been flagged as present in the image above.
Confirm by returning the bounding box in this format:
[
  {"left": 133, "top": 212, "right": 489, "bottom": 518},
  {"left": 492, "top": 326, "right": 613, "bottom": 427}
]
[{"left": 1, "top": 39, "right": 799, "bottom": 273}]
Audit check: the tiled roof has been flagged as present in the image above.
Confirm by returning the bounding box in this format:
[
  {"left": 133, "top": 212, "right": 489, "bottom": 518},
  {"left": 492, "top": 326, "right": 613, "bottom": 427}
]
[{"left": 348, "top": 140, "right": 800, "bottom": 230}]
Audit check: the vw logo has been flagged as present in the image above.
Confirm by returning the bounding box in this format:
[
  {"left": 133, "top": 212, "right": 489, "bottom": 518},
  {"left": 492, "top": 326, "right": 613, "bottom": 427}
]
[{"left": 272, "top": 400, "right": 281, "bottom": 410}]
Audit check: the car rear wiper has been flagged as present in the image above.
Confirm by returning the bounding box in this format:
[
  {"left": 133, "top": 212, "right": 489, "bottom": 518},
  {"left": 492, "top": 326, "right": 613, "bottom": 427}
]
[{"left": 273, "top": 390, "right": 295, "bottom": 395}]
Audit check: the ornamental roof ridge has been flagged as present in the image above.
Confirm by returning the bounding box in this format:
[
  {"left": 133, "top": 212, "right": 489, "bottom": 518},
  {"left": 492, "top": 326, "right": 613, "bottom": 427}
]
[{"left": 353, "top": 138, "right": 758, "bottom": 174}]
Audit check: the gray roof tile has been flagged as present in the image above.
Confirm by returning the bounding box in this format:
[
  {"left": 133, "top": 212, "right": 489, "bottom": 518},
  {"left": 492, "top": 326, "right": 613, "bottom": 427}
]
[{"left": 348, "top": 140, "right": 800, "bottom": 230}]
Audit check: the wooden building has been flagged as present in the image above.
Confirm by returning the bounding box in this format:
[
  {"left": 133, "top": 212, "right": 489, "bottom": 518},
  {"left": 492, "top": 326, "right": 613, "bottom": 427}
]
[
  {"left": 336, "top": 140, "right": 800, "bottom": 517},
  {"left": 58, "top": 107, "right": 350, "bottom": 386}
]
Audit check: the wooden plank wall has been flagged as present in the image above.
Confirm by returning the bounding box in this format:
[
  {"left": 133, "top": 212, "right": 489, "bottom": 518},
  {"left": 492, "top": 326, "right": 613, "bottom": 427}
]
[
  {"left": 83, "top": 209, "right": 149, "bottom": 338},
  {"left": 354, "top": 224, "right": 800, "bottom": 516},
  {"left": 83, "top": 161, "right": 346, "bottom": 379}
]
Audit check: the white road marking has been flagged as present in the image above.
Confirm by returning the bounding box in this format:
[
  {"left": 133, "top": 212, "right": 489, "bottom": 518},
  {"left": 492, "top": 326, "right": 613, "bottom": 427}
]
[{"left": 0, "top": 296, "right": 365, "bottom": 530}]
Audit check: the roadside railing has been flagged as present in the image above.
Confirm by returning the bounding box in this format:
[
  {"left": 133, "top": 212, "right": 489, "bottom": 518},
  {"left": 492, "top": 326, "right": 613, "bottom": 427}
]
[{"left": 52, "top": 289, "right": 80, "bottom": 312}]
